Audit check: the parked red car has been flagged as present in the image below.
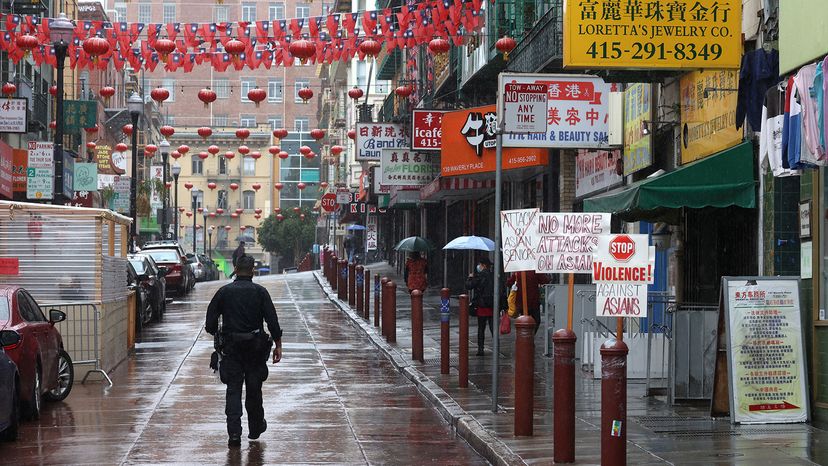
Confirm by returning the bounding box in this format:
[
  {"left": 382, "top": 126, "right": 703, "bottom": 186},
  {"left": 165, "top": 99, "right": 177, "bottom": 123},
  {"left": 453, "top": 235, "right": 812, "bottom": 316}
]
[{"left": 0, "top": 286, "right": 73, "bottom": 420}]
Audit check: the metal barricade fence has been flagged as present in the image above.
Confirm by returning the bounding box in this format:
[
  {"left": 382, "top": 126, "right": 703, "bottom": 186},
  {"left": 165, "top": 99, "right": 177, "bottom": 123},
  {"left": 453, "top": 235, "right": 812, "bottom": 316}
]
[{"left": 48, "top": 302, "right": 113, "bottom": 387}]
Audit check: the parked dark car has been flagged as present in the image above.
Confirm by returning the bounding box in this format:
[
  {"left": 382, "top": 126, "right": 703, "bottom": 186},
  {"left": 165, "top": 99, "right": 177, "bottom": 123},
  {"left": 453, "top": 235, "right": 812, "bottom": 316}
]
[
  {"left": 201, "top": 255, "right": 220, "bottom": 281},
  {"left": 142, "top": 244, "right": 193, "bottom": 296},
  {"left": 186, "top": 253, "right": 206, "bottom": 282},
  {"left": 0, "top": 287, "right": 73, "bottom": 420},
  {"left": 128, "top": 253, "right": 167, "bottom": 320},
  {"left": 0, "top": 330, "right": 20, "bottom": 441}
]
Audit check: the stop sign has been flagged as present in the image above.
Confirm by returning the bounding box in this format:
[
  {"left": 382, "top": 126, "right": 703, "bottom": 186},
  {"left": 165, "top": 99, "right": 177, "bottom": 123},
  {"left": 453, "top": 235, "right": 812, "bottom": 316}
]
[
  {"left": 609, "top": 234, "right": 635, "bottom": 262},
  {"left": 321, "top": 193, "right": 337, "bottom": 212}
]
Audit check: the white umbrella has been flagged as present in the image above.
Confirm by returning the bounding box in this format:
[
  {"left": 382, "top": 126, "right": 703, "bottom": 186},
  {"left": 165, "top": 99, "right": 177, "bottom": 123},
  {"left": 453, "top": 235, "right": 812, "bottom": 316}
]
[{"left": 443, "top": 235, "right": 496, "bottom": 251}]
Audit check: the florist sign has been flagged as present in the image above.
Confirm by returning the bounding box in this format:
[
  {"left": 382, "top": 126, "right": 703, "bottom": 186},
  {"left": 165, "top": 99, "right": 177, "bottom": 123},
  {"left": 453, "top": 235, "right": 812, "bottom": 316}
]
[{"left": 380, "top": 149, "right": 439, "bottom": 186}]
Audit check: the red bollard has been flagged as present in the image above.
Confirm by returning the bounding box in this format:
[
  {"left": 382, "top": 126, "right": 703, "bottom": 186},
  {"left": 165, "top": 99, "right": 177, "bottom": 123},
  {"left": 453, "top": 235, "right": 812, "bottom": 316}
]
[
  {"left": 553, "top": 329, "right": 577, "bottom": 463},
  {"left": 373, "top": 274, "right": 381, "bottom": 326},
  {"left": 458, "top": 294, "right": 469, "bottom": 388},
  {"left": 348, "top": 262, "right": 356, "bottom": 306},
  {"left": 330, "top": 255, "right": 338, "bottom": 291},
  {"left": 380, "top": 277, "right": 390, "bottom": 336},
  {"left": 386, "top": 281, "right": 397, "bottom": 343},
  {"left": 337, "top": 260, "right": 347, "bottom": 301},
  {"left": 440, "top": 288, "right": 450, "bottom": 375},
  {"left": 322, "top": 249, "right": 328, "bottom": 280},
  {"left": 411, "top": 290, "right": 423, "bottom": 362},
  {"left": 601, "top": 339, "right": 628, "bottom": 466},
  {"left": 514, "top": 314, "right": 536, "bottom": 437},
  {"left": 355, "top": 265, "right": 364, "bottom": 316},
  {"left": 363, "top": 269, "right": 370, "bottom": 319}
]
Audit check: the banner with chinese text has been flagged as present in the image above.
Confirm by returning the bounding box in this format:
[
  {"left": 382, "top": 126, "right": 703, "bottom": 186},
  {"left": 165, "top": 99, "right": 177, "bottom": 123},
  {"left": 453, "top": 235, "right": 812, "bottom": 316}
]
[
  {"left": 623, "top": 83, "right": 652, "bottom": 175},
  {"left": 680, "top": 69, "right": 742, "bottom": 163}
]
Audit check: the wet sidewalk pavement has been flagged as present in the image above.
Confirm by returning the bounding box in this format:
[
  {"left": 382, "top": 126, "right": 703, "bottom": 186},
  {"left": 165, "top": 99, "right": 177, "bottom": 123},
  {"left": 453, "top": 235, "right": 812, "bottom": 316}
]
[
  {"left": 316, "top": 262, "right": 828, "bottom": 465},
  {"left": 0, "top": 273, "right": 485, "bottom": 465}
]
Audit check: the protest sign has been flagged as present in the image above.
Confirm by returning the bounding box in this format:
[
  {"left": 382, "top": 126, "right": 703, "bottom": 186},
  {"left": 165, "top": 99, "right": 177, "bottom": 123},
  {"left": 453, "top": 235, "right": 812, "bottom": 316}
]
[{"left": 593, "top": 234, "right": 652, "bottom": 317}]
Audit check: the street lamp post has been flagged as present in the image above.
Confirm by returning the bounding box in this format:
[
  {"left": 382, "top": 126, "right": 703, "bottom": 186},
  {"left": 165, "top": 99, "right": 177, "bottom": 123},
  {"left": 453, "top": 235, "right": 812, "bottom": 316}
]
[
  {"left": 127, "top": 92, "right": 144, "bottom": 252},
  {"left": 50, "top": 12, "right": 74, "bottom": 205},
  {"left": 191, "top": 191, "right": 199, "bottom": 254},
  {"left": 202, "top": 209, "right": 208, "bottom": 256},
  {"left": 159, "top": 139, "right": 170, "bottom": 239},
  {"left": 172, "top": 162, "right": 181, "bottom": 241},
  {"left": 208, "top": 226, "right": 214, "bottom": 259}
]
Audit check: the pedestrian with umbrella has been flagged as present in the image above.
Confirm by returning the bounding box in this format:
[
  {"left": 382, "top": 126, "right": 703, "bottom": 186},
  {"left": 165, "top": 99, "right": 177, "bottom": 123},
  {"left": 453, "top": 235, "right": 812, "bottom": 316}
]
[{"left": 394, "top": 236, "right": 434, "bottom": 293}]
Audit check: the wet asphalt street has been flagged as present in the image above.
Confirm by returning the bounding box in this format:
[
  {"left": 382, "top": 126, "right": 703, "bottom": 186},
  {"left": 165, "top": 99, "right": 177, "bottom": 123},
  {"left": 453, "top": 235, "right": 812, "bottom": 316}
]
[{"left": 0, "top": 272, "right": 486, "bottom": 465}]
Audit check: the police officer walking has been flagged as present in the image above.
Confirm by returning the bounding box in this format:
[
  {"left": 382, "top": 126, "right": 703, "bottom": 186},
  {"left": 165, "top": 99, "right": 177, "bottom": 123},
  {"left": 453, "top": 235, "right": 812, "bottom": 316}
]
[{"left": 205, "top": 255, "right": 283, "bottom": 447}]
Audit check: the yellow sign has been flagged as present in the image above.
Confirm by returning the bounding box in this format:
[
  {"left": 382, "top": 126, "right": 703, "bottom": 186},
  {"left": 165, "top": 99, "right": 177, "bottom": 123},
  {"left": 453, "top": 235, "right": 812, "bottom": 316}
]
[
  {"left": 563, "top": 0, "right": 742, "bottom": 69},
  {"left": 623, "top": 83, "right": 651, "bottom": 175},
  {"left": 679, "top": 69, "right": 742, "bottom": 164}
]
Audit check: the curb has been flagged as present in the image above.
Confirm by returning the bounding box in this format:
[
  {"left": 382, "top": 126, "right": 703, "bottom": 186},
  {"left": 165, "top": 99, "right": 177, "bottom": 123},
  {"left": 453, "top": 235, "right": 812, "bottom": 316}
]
[{"left": 313, "top": 271, "right": 525, "bottom": 466}]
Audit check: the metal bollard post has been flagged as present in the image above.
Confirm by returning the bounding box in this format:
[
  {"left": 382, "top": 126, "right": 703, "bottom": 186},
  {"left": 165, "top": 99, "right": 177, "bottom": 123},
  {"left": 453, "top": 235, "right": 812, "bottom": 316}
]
[
  {"left": 514, "top": 314, "right": 536, "bottom": 436},
  {"left": 338, "top": 260, "right": 347, "bottom": 301},
  {"left": 386, "top": 281, "right": 397, "bottom": 343},
  {"left": 458, "top": 294, "right": 469, "bottom": 388},
  {"left": 355, "top": 265, "right": 364, "bottom": 316},
  {"left": 348, "top": 262, "right": 356, "bottom": 306},
  {"left": 380, "top": 277, "right": 390, "bottom": 336},
  {"left": 374, "top": 274, "right": 381, "bottom": 327},
  {"left": 330, "top": 255, "right": 338, "bottom": 291},
  {"left": 411, "top": 290, "right": 423, "bottom": 362},
  {"left": 363, "top": 268, "right": 371, "bottom": 319},
  {"left": 553, "top": 328, "right": 577, "bottom": 463},
  {"left": 440, "top": 288, "right": 450, "bottom": 375},
  {"left": 601, "top": 339, "right": 629, "bottom": 466}
]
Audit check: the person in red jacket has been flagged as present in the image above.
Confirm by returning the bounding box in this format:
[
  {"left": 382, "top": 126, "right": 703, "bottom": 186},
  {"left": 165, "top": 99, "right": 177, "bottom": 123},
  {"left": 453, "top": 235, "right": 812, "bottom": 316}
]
[
  {"left": 506, "top": 270, "right": 550, "bottom": 334},
  {"left": 404, "top": 252, "right": 428, "bottom": 293}
]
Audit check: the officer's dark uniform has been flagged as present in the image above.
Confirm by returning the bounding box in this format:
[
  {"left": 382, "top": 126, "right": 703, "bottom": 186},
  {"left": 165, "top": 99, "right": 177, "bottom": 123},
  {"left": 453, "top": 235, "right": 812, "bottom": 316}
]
[{"left": 205, "top": 268, "right": 281, "bottom": 442}]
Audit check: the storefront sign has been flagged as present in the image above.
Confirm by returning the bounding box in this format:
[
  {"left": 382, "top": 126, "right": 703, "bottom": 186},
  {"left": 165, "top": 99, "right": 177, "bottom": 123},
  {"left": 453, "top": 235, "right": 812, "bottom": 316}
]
[
  {"left": 500, "top": 75, "right": 611, "bottom": 149},
  {"left": 95, "top": 145, "right": 117, "bottom": 175},
  {"left": 624, "top": 83, "right": 652, "bottom": 175},
  {"left": 366, "top": 214, "right": 377, "bottom": 251},
  {"left": 500, "top": 209, "right": 611, "bottom": 273},
  {"left": 150, "top": 165, "right": 163, "bottom": 209},
  {"left": 500, "top": 78, "right": 548, "bottom": 133},
  {"left": 592, "top": 234, "right": 652, "bottom": 318},
  {"left": 411, "top": 110, "right": 444, "bottom": 150},
  {"left": 575, "top": 149, "right": 622, "bottom": 198},
  {"left": 73, "top": 162, "right": 98, "bottom": 192},
  {"left": 0, "top": 140, "right": 12, "bottom": 198},
  {"left": 112, "top": 177, "right": 131, "bottom": 214},
  {"left": 680, "top": 69, "right": 741, "bottom": 163},
  {"left": 441, "top": 105, "right": 548, "bottom": 176},
  {"left": 12, "top": 149, "right": 26, "bottom": 193},
  {"left": 563, "top": 0, "right": 742, "bottom": 70},
  {"left": 0, "top": 98, "right": 27, "bottom": 133},
  {"left": 799, "top": 201, "right": 811, "bottom": 239},
  {"left": 336, "top": 188, "right": 351, "bottom": 204},
  {"left": 0, "top": 258, "right": 19, "bottom": 275},
  {"left": 722, "top": 277, "right": 808, "bottom": 424},
  {"left": 110, "top": 148, "right": 128, "bottom": 175},
  {"left": 380, "top": 149, "right": 439, "bottom": 186},
  {"left": 63, "top": 100, "right": 97, "bottom": 131},
  {"left": 62, "top": 150, "right": 74, "bottom": 200},
  {"left": 801, "top": 242, "right": 813, "bottom": 280},
  {"left": 355, "top": 123, "right": 408, "bottom": 161}
]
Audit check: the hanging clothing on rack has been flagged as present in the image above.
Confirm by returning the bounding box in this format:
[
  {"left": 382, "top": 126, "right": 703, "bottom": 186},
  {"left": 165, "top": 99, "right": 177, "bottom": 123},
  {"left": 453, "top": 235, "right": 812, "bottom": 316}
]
[
  {"left": 760, "top": 84, "right": 799, "bottom": 177},
  {"left": 737, "top": 48, "right": 779, "bottom": 131},
  {"left": 795, "top": 63, "right": 823, "bottom": 161}
]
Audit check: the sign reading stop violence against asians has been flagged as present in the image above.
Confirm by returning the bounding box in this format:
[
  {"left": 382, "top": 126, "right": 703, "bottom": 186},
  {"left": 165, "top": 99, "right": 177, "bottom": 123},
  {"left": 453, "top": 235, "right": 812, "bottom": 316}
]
[{"left": 593, "top": 234, "right": 653, "bottom": 318}]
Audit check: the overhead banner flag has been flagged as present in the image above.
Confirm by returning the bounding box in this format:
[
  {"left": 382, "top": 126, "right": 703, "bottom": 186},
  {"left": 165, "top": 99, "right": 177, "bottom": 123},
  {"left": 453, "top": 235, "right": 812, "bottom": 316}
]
[{"left": 563, "top": 0, "right": 742, "bottom": 69}]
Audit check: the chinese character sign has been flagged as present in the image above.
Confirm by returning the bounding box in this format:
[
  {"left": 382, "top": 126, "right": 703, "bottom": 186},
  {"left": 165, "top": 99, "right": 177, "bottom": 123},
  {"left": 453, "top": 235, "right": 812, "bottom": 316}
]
[
  {"left": 12, "top": 148, "right": 26, "bottom": 193},
  {"left": 150, "top": 165, "right": 164, "bottom": 209},
  {"left": 680, "top": 69, "right": 741, "bottom": 163},
  {"left": 355, "top": 123, "right": 408, "bottom": 161},
  {"left": 366, "top": 214, "right": 378, "bottom": 251},
  {"left": 380, "top": 149, "right": 440, "bottom": 186},
  {"left": 575, "top": 149, "right": 623, "bottom": 198},
  {"left": 564, "top": 0, "right": 742, "bottom": 69},
  {"left": 502, "top": 75, "right": 611, "bottom": 149},
  {"left": 0, "top": 98, "right": 27, "bottom": 133},
  {"left": 63, "top": 100, "right": 97, "bottom": 131},
  {"left": 411, "top": 110, "right": 444, "bottom": 150},
  {"left": 624, "top": 83, "right": 652, "bottom": 175}
]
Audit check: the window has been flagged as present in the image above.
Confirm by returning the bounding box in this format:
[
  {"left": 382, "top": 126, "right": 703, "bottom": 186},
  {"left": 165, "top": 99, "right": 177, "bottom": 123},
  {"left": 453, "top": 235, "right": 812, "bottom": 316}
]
[
  {"left": 138, "top": 4, "right": 152, "bottom": 23},
  {"left": 269, "top": 2, "right": 285, "bottom": 20},
  {"left": 240, "top": 114, "right": 256, "bottom": 127},
  {"left": 296, "top": 3, "right": 310, "bottom": 18},
  {"left": 161, "top": 78, "right": 175, "bottom": 102},
  {"left": 192, "top": 157, "right": 203, "bottom": 175},
  {"left": 214, "top": 114, "right": 228, "bottom": 127},
  {"left": 214, "top": 78, "right": 229, "bottom": 99},
  {"left": 268, "top": 117, "right": 283, "bottom": 130},
  {"left": 243, "top": 156, "right": 256, "bottom": 176},
  {"left": 240, "top": 77, "right": 256, "bottom": 102},
  {"left": 191, "top": 190, "right": 204, "bottom": 209},
  {"left": 219, "top": 156, "right": 228, "bottom": 175},
  {"left": 214, "top": 5, "right": 228, "bottom": 22},
  {"left": 163, "top": 3, "right": 176, "bottom": 23},
  {"left": 268, "top": 79, "right": 283, "bottom": 102},
  {"left": 243, "top": 190, "right": 255, "bottom": 210},
  {"left": 17, "top": 291, "right": 44, "bottom": 322},
  {"left": 241, "top": 2, "right": 257, "bottom": 22},
  {"left": 294, "top": 117, "right": 309, "bottom": 131},
  {"left": 217, "top": 190, "right": 228, "bottom": 210},
  {"left": 165, "top": 115, "right": 175, "bottom": 126},
  {"left": 294, "top": 79, "right": 310, "bottom": 102},
  {"left": 115, "top": 4, "right": 127, "bottom": 21}
]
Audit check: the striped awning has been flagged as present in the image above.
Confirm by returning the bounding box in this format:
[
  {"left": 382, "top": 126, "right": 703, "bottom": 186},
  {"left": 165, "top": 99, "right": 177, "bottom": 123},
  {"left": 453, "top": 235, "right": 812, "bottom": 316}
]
[{"left": 420, "top": 177, "right": 497, "bottom": 201}]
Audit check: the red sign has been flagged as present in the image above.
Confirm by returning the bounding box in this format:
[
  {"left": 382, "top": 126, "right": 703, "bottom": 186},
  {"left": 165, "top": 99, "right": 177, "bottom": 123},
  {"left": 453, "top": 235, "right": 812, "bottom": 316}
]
[
  {"left": 0, "top": 140, "right": 12, "bottom": 198},
  {"left": 0, "top": 258, "right": 19, "bottom": 275},
  {"left": 411, "top": 110, "right": 444, "bottom": 151},
  {"left": 321, "top": 193, "right": 337, "bottom": 212},
  {"left": 609, "top": 235, "right": 635, "bottom": 262},
  {"left": 12, "top": 148, "right": 26, "bottom": 193}
]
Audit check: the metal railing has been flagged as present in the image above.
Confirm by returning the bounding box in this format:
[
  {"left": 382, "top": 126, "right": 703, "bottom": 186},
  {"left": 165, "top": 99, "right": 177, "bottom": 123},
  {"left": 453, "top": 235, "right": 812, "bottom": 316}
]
[{"left": 49, "top": 302, "right": 113, "bottom": 387}]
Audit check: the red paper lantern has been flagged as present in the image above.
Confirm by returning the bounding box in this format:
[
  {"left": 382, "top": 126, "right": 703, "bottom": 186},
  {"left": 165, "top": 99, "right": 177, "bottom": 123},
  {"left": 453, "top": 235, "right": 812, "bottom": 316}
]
[
  {"left": 300, "top": 214, "right": 306, "bottom": 221},
  {"left": 207, "top": 145, "right": 220, "bottom": 155},
  {"left": 177, "top": 144, "right": 189, "bottom": 155},
  {"left": 186, "top": 212, "right": 193, "bottom": 218},
  {"left": 292, "top": 207, "right": 301, "bottom": 213},
  {"left": 198, "top": 151, "right": 209, "bottom": 160},
  {"left": 268, "top": 146, "right": 280, "bottom": 155},
  {"left": 359, "top": 39, "right": 381, "bottom": 59},
  {"left": 151, "top": 87, "right": 170, "bottom": 105},
  {"left": 254, "top": 214, "right": 262, "bottom": 220},
  {"left": 184, "top": 182, "right": 194, "bottom": 190},
  {"left": 230, "top": 183, "right": 239, "bottom": 191},
  {"left": 82, "top": 36, "right": 109, "bottom": 62},
  {"left": 224, "top": 225, "right": 232, "bottom": 231},
  {"left": 86, "top": 142, "right": 96, "bottom": 151},
  {"left": 115, "top": 143, "right": 128, "bottom": 152},
  {"left": 288, "top": 39, "right": 317, "bottom": 64},
  {"left": 428, "top": 37, "right": 450, "bottom": 55},
  {"left": 250, "top": 151, "right": 262, "bottom": 160},
  {"left": 347, "top": 129, "right": 356, "bottom": 140},
  {"left": 15, "top": 34, "right": 38, "bottom": 55},
  {"left": 495, "top": 36, "right": 517, "bottom": 61},
  {"left": 254, "top": 208, "right": 263, "bottom": 215},
  {"left": 197, "top": 207, "right": 204, "bottom": 213},
  {"left": 231, "top": 213, "right": 239, "bottom": 219},
  {"left": 144, "top": 144, "right": 158, "bottom": 156},
  {"left": 320, "top": 181, "right": 329, "bottom": 189},
  {"left": 49, "top": 121, "right": 56, "bottom": 130},
  {"left": 224, "top": 151, "right": 235, "bottom": 160},
  {"left": 330, "top": 145, "right": 344, "bottom": 156},
  {"left": 273, "top": 128, "right": 288, "bottom": 139},
  {"left": 278, "top": 151, "right": 289, "bottom": 160},
  {"left": 252, "top": 183, "right": 262, "bottom": 191},
  {"left": 197, "top": 127, "right": 213, "bottom": 140},
  {"left": 247, "top": 87, "right": 266, "bottom": 107},
  {"left": 84, "top": 124, "right": 99, "bottom": 134},
  {"left": 224, "top": 38, "right": 246, "bottom": 57},
  {"left": 310, "top": 129, "right": 325, "bottom": 140},
  {"left": 165, "top": 182, "right": 172, "bottom": 189},
  {"left": 235, "top": 208, "right": 244, "bottom": 214},
  {"left": 299, "top": 146, "right": 312, "bottom": 156},
  {"left": 297, "top": 182, "right": 307, "bottom": 190},
  {"left": 154, "top": 38, "right": 176, "bottom": 61},
  {"left": 277, "top": 214, "right": 284, "bottom": 221},
  {"left": 297, "top": 86, "right": 314, "bottom": 103},
  {"left": 179, "top": 207, "right": 186, "bottom": 213},
  {"left": 348, "top": 87, "right": 364, "bottom": 100},
  {"left": 274, "top": 182, "right": 284, "bottom": 190},
  {"left": 395, "top": 85, "right": 413, "bottom": 98},
  {"left": 122, "top": 124, "right": 133, "bottom": 136},
  {"left": 49, "top": 85, "right": 58, "bottom": 97},
  {"left": 209, "top": 212, "right": 216, "bottom": 218},
  {"left": 198, "top": 88, "right": 217, "bottom": 107},
  {"left": 1, "top": 82, "right": 15, "bottom": 98},
  {"left": 207, "top": 182, "right": 217, "bottom": 190},
  {"left": 160, "top": 125, "right": 175, "bottom": 138},
  {"left": 235, "top": 128, "right": 250, "bottom": 140},
  {"left": 304, "top": 151, "right": 316, "bottom": 160},
  {"left": 99, "top": 86, "right": 115, "bottom": 103},
  {"left": 171, "top": 150, "right": 181, "bottom": 159},
  {"left": 216, "top": 208, "right": 225, "bottom": 215},
  {"left": 238, "top": 145, "right": 250, "bottom": 155},
  {"left": 274, "top": 208, "right": 282, "bottom": 213}
]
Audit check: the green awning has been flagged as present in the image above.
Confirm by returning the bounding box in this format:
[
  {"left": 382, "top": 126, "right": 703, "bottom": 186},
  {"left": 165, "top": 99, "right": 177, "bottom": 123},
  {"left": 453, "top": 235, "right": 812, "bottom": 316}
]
[{"left": 584, "top": 142, "right": 755, "bottom": 223}]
